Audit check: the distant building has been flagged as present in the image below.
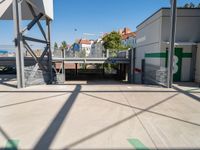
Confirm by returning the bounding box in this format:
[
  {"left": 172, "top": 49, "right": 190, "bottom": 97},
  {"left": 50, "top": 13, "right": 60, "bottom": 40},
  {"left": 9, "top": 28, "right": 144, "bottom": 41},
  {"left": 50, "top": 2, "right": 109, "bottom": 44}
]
[
  {"left": 0, "top": 50, "right": 8, "bottom": 57},
  {"left": 91, "top": 38, "right": 104, "bottom": 58},
  {"left": 119, "top": 27, "right": 136, "bottom": 48},
  {"left": 135, "top": 8, "right": 200, "bottom": 84},
  {"left": 78, "top": 39, "right": 94, "bottom": 57},
  {"left": 8, "top": 52, "right": 16, "bottom": 57},
  {"left": 25, "top": 49, "right": 42, "bottom": 57}
]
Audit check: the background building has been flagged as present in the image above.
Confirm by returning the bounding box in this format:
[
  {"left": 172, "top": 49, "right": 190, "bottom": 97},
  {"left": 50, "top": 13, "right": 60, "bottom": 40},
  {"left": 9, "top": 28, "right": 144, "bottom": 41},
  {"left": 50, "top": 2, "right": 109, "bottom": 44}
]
[
  {"left": 78, "top": 39, "right": 94, "bottom": 57},
  {"left": 119, "top": 27, "right": 136, "bottom": 48},
  {"left": 90, "top": 38, "right": 104, "bottom": 58}
]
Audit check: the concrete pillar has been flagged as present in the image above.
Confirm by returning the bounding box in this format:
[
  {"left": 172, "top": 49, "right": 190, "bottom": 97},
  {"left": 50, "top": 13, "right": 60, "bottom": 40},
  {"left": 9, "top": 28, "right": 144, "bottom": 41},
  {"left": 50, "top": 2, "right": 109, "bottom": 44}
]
[
  {"left": 61, "top": 49, "right": 65, "bottom": 82},
  {"left": 167, "top": 0, "right": 177, "bottom": 88},
  {"left": 75, "top": 63, "right": 78, "bottom": 76},
  {"left": 128, "top": 49, "right": 135, "bottom": 84},
  {"left": 13, "top": 0, "right": 25, "bottom": 88},
  {"left": 195, "top": 44, "right": 200, "bottom": 83},
  {"left": 46, "top": 19, "right": 53, "bottom": 84}
]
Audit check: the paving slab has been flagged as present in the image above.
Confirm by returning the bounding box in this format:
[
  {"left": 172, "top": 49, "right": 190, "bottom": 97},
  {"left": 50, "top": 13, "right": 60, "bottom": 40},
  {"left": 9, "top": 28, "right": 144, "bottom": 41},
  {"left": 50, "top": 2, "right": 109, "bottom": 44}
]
[{"left": 0, "top": 80, "right": 200, "bottom": 149}]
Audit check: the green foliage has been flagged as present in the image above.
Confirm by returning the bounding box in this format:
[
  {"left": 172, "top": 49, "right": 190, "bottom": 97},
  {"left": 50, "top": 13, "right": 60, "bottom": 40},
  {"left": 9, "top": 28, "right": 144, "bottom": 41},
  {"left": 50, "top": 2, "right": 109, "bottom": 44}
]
[
  {"left": 61, "top": 41, "right": 67, "bottom": 49},
  {"left": 102, "top": 31, "right": 130, "bottom": 56},
  {"left": 184, "top": 3, "right": 190, "bottom": 8},
  {"left": 54, "top": 42, "right": 58, "bottom": 49},
  {"left": 190, "top": 2, "right": 195, "bottom": 8},
  {"left": 184, "top": 2, "right": 196, "bottom": 8},
  {"left": 102, "top": 31, "right": 122, "bottom": 50}
]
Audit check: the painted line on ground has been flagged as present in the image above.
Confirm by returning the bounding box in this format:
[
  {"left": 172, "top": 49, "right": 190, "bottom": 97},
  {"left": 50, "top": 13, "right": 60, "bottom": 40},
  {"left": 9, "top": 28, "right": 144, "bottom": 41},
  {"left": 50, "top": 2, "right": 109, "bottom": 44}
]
[
  {"left": 128, "top": 138, "right": 149, "bottom": 150},
  {"left": 5, "top": 139, "right": 19, "bottom": 150}
]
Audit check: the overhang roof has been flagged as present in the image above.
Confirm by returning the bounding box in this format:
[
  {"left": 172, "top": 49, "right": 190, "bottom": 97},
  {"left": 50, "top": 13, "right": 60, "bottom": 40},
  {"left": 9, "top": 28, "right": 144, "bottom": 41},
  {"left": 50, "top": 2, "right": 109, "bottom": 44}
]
[
  {"left": 0, "top": 0, "right": 54, "bottom": 20},
  {"left": 163, "top": 41, "right": 198, "bottom": 46}
]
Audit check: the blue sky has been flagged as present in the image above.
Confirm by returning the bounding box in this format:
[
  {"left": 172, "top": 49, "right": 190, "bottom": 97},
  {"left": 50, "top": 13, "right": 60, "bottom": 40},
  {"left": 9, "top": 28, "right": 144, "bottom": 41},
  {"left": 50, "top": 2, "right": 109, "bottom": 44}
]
[{"left": 0, "top": 0, "right": 200, "bottom": 46}]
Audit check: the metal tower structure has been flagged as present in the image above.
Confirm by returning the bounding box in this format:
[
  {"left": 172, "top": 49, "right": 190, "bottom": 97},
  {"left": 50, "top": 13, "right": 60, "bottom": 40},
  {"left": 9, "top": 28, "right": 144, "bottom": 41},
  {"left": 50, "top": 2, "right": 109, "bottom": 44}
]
[{"left": 0, "top": 0, "right": 54, "bottom": 88}]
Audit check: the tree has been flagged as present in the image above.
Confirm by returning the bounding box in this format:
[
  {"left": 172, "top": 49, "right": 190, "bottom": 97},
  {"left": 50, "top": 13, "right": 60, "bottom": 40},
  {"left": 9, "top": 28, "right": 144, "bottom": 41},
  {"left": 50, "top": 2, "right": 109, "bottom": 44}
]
[
  {"left": 189, "top": 2, "right": 195, "bottom": 8},
  {"left": 60, "top": 41, "right": 67, "bottom": 49},
  {"left": 102, "top": 31, "right": 129, "bottom": 57},
  {"left": 102, "top": 31, "right": 122, "bottom": 50},
  {"left": 198, "top": 3, "right": 200, "bottom": 8},
  {"left": 54, "top": 42, "right": 58, "bottom": 49},
  {"left": 184, "top": 3, "right": 190, "bottom": 8}
]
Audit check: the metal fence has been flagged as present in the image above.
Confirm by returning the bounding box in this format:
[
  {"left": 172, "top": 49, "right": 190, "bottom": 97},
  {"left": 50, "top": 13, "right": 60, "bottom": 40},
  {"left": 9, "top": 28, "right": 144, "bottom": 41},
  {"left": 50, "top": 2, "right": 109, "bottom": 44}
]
[
  {"left": 52, "top": 47, "right": 129, "bottom": 59},
  {"left": 144, "top": 63, "right": 168, "bottom": 87},
  {"left": 0, "top": 44, "right": 129, "bottom": 59}
]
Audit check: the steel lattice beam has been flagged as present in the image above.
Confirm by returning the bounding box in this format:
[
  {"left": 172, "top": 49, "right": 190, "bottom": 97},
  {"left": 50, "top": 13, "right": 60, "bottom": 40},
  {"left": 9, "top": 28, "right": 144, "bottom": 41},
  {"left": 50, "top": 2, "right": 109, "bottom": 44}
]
[{"left": 12, "top": 0, "right": 53, "bottom": 88}]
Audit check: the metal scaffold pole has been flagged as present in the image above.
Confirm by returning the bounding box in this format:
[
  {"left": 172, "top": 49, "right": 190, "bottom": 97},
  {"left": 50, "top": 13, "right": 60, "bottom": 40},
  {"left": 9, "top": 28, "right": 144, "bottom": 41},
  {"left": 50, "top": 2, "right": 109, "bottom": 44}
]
[
  {"left": 46, "top": 18, "right": 53, "bottom": 83},
  {"left": 167, "top": 0, "right": 177, "bottom": 88},
  {"left": 13, "top": 0, "right": 25, "bottom": 88}
]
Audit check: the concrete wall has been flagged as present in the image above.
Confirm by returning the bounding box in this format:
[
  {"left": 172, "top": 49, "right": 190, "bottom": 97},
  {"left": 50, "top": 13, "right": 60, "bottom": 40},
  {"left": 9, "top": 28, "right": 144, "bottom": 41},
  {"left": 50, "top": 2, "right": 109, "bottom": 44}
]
[
  {"left": 135, "top": 8, "right": 200, "bottom": 84},
  {"left": 135, "top": 10, "right": 162, "bottom": 83},
  {"left": 161, "top": 9, "right": 200, "bottom": 43},
  {"left": 136, "top": 12, "right": 162, "bottom": 69},
  {"left": 195, "top": 44, "right": 200, "bottom": 82}
]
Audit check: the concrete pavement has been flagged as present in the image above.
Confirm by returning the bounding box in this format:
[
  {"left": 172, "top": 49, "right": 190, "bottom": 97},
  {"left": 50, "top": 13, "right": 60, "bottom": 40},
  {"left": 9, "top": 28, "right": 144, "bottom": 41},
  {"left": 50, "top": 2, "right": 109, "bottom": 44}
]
[{"left": 0, "top": 79, "right": 200, "bottom": 149}]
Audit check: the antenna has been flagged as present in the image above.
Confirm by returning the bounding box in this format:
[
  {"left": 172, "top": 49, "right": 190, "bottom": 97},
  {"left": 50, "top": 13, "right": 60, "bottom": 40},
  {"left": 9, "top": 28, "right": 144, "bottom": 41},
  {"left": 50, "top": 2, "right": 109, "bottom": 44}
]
[{"left": 83, "top": 33, "right": 96, "bottom": 39}]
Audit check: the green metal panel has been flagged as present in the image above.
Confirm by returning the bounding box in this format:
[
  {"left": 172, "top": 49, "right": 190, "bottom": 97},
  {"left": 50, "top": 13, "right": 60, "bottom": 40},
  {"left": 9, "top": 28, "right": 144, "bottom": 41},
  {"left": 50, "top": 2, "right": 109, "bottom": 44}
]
[
  {"left": 173, "top": 48, "right": 183, "bottom": 82},
  {"left": 182, "top": 53, "right": 192, "bottom": 58},
  {"left": 145, "top": 50, "right": 192, "bottom": 82}
]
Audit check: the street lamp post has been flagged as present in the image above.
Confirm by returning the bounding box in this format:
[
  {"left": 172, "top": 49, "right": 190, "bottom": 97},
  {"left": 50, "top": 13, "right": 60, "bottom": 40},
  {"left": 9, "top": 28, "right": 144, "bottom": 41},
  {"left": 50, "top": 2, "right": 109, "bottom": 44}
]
[{"left": 167, "top": 0, "right": 177, "bottom": 88}]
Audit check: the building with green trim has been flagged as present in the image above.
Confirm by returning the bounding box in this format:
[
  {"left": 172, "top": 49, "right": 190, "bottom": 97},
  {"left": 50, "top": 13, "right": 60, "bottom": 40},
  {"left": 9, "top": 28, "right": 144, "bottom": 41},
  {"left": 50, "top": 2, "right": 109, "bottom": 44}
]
[{"left": 135, "top": 8, "right": 200, "bottom": 85}]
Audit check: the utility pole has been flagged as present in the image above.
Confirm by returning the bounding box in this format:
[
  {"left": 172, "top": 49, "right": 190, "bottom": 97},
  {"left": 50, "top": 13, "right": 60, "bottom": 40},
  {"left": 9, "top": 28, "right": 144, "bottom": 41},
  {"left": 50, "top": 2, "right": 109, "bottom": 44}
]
[{"left": 167, "top": 0, "right": 177, "bottom": 88}]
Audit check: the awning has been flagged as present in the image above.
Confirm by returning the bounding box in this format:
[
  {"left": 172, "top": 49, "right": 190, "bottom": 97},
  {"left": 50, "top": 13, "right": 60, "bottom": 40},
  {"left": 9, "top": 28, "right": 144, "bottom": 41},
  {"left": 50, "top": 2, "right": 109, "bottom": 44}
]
[
  {"left": 163, "top": 42, "right": 197, "bottom": 46},
  {"left": 0, "top": 0, "right": 54, "bottom": 20}
]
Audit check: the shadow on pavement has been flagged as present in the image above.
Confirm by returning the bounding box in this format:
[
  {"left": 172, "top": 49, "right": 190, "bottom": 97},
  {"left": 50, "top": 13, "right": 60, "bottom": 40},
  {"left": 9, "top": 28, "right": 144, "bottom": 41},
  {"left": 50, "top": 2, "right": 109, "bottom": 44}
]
[
  {"left": 62, "top": 93, "right": 179, "bottom": 149},
  {"left": 0, "top": 75, "right": 17, "bottom": 88},
  {"left": 82, "top": 92, "right": 200, "bottom": 127},
  {"left": 0, "top": 93, "right": 67, "bottom": 109},
  {"left": 33, "top": 85, "right": 81, "bottom": 150},
  {"left": 0, "top": 126, "right": 17, "bottom": 149},
  {"left": 173, "top": 86, "right": 200, "bottom": 102}
]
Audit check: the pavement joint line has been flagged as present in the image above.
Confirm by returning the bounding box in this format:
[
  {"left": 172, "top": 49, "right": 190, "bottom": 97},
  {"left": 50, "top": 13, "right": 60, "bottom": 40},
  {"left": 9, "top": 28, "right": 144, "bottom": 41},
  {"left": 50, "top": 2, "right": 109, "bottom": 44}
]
[
  {"left": 128, "top": 138, "right": 149, "bottom": 150},
  {"left": 119, "top": 86, "right": 158, "bottom": 149},
  {"left": 4, "top": 139, "right": 19, "bottom": 150}
]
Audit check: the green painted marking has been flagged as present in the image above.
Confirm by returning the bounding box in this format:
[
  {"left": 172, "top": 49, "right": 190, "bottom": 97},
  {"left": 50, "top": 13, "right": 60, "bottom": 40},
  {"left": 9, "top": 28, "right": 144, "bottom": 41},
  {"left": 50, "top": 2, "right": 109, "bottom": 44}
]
[
  {"left": 5, "top": 139, "right": 19, "bottom": 150},
  {"left": 165, "top": 50, "right": 168, "bottom": 68},
  {"left": 145, "top": 53, "right": 167, "bottom": 58},
  {"left": 182, "top": 53, "right": 192, "bottom": 58},
  {"left": 145, "top": 52, "right": 192, "bottom": 59},
  {"left": 173, "top": 48, "right": 182, "bottom": 82},
  {"left": 128, "top": 139, "right": 149, "bottom": 150}
]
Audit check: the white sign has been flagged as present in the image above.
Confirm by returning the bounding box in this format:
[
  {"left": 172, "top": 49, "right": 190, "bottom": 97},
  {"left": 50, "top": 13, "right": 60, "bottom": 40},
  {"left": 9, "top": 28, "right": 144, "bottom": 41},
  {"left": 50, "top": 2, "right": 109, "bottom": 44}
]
[{"left": 136, "top": 36, "right": 146, "bottom": 44}]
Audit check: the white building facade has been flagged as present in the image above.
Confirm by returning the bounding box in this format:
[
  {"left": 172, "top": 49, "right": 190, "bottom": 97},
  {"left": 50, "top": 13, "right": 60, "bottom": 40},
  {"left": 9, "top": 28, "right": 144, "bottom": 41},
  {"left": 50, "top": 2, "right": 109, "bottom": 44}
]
[
  {"left": 90, "top": 39, "right": 104, "bottom": 58},
  {"left": 78, "top": 39, "right": 94, "bottom": 57},
  {"left": 135, "top": 8, "right": 200, "bottom": 85}
]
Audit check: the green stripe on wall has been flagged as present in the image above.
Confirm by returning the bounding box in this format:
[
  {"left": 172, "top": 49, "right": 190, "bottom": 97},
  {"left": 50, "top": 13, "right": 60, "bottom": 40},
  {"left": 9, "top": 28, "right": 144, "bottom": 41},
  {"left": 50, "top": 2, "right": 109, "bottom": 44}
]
[
  {"left": 182, "top": 53, "right": 192, "bottom": 58},
  {"left": 145, "top": 53, "right": 167, "bottom": 58},
  {"left": 145, "top": 52, "right": 192, "bottom": 58}
]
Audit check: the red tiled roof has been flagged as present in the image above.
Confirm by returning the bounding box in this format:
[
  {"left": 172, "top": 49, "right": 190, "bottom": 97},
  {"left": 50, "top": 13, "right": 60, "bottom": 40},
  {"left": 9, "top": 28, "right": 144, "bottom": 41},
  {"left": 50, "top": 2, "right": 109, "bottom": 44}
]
[
  {"left": 79, "top": 39, "right": 91, "bottom": 45},
  {"left": 122, "top": 32, "right": 136, "bottom": 40}
]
